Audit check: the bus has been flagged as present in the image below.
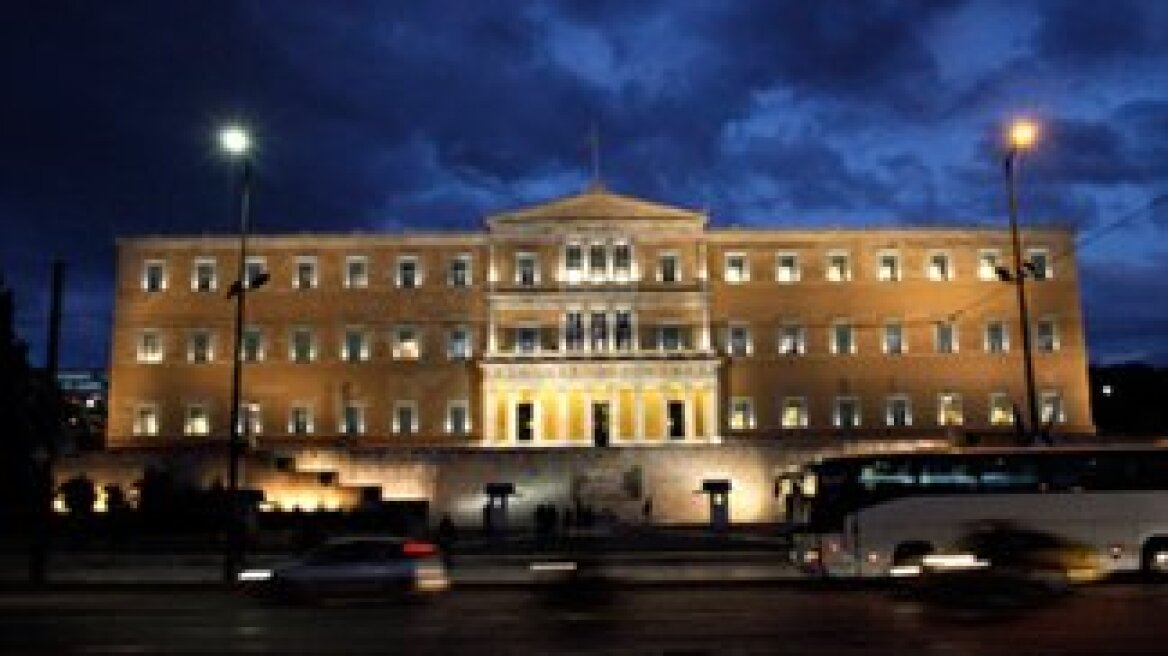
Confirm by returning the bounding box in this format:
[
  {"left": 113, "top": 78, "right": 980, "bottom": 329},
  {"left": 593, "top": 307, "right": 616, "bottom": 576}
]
[{"left": 792, "top": 447, "right": 1168, "bottom": 579}]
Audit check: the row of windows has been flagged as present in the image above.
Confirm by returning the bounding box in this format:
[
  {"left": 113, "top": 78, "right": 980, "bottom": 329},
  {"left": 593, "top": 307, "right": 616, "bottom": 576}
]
[
  {"left": 727, "top": 391, "right": 1067, "bottom": 431},
  {"left": 138, "top": 246, "right": 1055, "bottom": 292},
  {"left": 134, "top": 316, "right": 1063, "bottom": 364},
  {"left": 132, "top": 400, "right": 471, "bottom": 437}
]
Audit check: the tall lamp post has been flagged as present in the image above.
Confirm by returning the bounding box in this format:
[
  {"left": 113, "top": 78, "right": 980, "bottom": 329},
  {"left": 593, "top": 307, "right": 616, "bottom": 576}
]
[
  {"left": 1004, "top": 118, "right": 1041, "bottom": 444},
  {"left": 219, "top": 125, "right": 263, "bottom": 582}
]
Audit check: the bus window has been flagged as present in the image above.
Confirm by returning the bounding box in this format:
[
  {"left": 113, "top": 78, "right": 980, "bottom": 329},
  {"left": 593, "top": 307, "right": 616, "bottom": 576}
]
[
  {"left": 859, "top": 459, "right": 915, "bottom": 490},
  {"left": 919, "top": 460, "right": 977, "bottom": 489},
  {"left": 979, "top": 458, "right": 1040, "bottom": 490}
]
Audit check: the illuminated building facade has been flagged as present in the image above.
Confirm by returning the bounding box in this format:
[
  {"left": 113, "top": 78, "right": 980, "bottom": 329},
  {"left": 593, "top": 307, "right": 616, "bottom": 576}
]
[{"left": 94, "top": 186, "right": 1093, "bottom": 523}]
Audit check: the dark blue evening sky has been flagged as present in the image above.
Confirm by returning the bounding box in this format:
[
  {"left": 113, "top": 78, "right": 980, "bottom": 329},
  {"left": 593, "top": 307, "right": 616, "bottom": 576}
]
[{"left": 2, "top": 0, "right": 1166, "bottom": 367}]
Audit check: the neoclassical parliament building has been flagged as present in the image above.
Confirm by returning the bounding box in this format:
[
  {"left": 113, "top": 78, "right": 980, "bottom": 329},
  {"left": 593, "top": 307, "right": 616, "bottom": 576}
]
[{"left": 82, "top": 185, "right": 1093, "bottom": 524}]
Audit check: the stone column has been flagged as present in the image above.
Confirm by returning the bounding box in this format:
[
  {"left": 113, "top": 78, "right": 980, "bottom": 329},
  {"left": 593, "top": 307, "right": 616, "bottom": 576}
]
[
  {"left": 558, "top": 388, "right": 569, "bottom": 444},
  {"left": 705, "top": 385, "right": 719, "bottom": 442},
  {"left": 685, "top": 390, "right": 696, "bottom": 441},
  {"left": 483, "top": 385, "right": 495, "bottom": 442},
  {"left": 634, "top": 385, "right": 646, "bottom": 442},
  {"left": 505, "top": 390, "right": 517, "bottom": 444}
]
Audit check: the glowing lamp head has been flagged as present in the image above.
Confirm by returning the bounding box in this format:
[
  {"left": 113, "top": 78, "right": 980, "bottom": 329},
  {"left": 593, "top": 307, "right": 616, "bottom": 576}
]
[
  {"left": 219, "top": 125, "right": 251, "bottom": 156},
  {"left": 1008, "top": 119, "right": 1038, "bottom": 151}
]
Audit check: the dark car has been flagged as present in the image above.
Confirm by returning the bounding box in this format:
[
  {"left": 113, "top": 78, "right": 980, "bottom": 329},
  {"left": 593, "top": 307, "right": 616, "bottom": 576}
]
[{"left": 238, "top": 536, "right": 450, "bottom": 602}]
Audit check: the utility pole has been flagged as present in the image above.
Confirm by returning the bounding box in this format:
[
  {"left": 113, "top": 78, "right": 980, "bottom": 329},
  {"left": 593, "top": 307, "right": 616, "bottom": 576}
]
[{"left": 30, "top": 259, "right": 63, "bottom": 584}]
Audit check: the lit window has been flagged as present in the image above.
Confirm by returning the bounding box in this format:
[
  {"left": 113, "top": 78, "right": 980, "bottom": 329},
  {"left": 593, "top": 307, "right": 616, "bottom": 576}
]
[
  {"left": 244, "top": 257, "right": 267, "bottom": 289},
  {"left": 449, "top": 255, "right": 472, "bottom": 287},
  {"left": 729, "top": 397, "right": 755, "bottom": 430},
  {"left": 238, "top": 402, "right": 262, "bottom": 436},
  {"left": 978, "top": 249, "right": 1002, "bottom": 281},
  {"left": 727, "top": 323, "right": 752, "bottom": 357},
  {"left": 937, "top": 393, "right": 964, "bottom": 426},
  {"left": 1036, "top": 317, "right": 1059, "bottom": 352},
  {"left": 778, "top": 324, "right": 806, "bottom": 355},
  {"left": 290, "top": 328, "right": 316, "bottom": 363},
  {"left": 564, "top": 312, "right": 585, "bottom": 351},
  {"left": 613, "top": 243, "right": 632, "bottom": 279},
  {"left": 136, "top": 330, "right": 163, "bottom": 363},
  {"left": 396, "top": 257, "right": 419, "bottom": 289},
  {"left": 833, "top": 397, "right": 861, "bottom": 428},
  {"left": 448, "top": 326, "right": 472, "bottom": 360},
  {"left": 659, "top": 325, "right": 683, "bottom": 351},
  {"left": 241, "top": 327, "right": 264, "bottom": 362},
  {"left": 877, "top": 251, "right": 901, "bottom": 282},
  {"left": 344, "top": 256, "right": 369, "bottom": 289},
  {"left": 589, "top": 244, "right": 607, "bottom": 278},
  {"left": 393, "top": 325, "right": 421, "bottom": 360},
  {"left": 288, "top": 405, "right": 314, "bottom": 435},
  {"left": 447, "top": 401, "right": 470, "bottom": 435},
  {"left": 294, "top": 256, "right": 317, "bottom": 290},
  {"left": 883, "top": 321, "right": 905, "bottom": 355},
  {"left": 341, "top": 403, "right": 365, "bottom": 436},
  {"left": 192, "top": 258, "right": 217, "bottom": 292},
  {"left": 989, "top": 393, "right": 1013, "bottom": 426},
  {"left": 142, "top": 260, "right": 166, "bottom": 292},
  {"left": 831, "top": 321, "right": 855, "bottom": 355},
  {"left": 133, "top": 404, "right": 159, "bottom": 436},
  {"left": 565, "top": 244, "right": 583, "bottom": 283},
  {"left": 935, "top": 321, "right": 958, "bottom": 354},
  {"left": 515, "top": 327, "right": 539, "bottom": 354},
  {"left": 393, "top": 401, "right": 418, "bottom": 435},
  {"left": 188, "top": 330, "right": 213, "bottom": 363},
  {"left": 615, "top": 311, "right": 634, "bottom": 351},
  {"left": 826, "top": 251, "right": 851, "bottom": 282},
  {"left": 886, "top": 396, "right": 912, "bottom": 427},
  {"left": 515, "top": 253, "right": 538, "bottom": 286},
  {"left": 1040, "top": 391, "right": 1065, "bottom": 424},
  {"left": 927, "top": 252, "right": 952, "bottom": 281},
  {"left": 724, "top": 253, "right": 748, "bottom": 283},
  {"left": 342, "top": 328, "right": 370, "bottom": 362},
  {"left": 590, "top": 312, "right": 608, "bottom": 351},
  {"left": 1026, "top": 248, "right": 1051, "bottom": 281},
  {"left": 184, "top": 404, "right": 210, "bottom": 436},
  {"left": 781, "top": 397, "right": 808, "bottom": 428},
  {"left": 985, "top": 321, "right": 1009, "bottom": 353},
  {"left": 776, "top": 253, "right": 800, "bottom": 283},
  {"left": 659, "top": 253, "right": 680, "bottom": 283}
]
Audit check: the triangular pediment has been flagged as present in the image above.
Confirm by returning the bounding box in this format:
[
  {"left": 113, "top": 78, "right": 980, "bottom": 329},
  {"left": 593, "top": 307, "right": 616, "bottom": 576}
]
[{"left": 488, "top": 184, "right": 705, "bottom": 226}]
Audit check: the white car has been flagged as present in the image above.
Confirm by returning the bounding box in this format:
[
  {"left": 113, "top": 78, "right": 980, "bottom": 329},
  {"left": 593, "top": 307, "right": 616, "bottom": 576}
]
[{"left": 239, "top": 537, "right": 450, "bottom": 601}]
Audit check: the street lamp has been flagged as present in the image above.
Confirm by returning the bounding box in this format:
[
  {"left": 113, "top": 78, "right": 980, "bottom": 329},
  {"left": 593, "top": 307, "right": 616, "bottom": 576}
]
[
  {"left": 1004, "top": 117, "right": 1041, "bottom": 445},
  {"left": 219, "top": 124, "right": 264, "bottom": 582}
]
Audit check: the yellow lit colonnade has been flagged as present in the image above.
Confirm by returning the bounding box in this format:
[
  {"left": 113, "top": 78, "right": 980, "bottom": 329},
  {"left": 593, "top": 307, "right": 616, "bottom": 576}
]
[{"left": 481, "top": 360, "right": 721, "bottom": 445}]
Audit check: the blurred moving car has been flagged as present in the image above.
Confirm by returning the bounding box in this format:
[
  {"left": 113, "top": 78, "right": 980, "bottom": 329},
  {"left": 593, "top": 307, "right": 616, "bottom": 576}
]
[{"left": 238, "top": 536, "right": 450, "bottom": 601}]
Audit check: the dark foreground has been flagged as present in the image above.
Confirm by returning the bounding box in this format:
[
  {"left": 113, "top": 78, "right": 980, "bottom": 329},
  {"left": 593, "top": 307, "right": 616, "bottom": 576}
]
[{"left": 1, "top": 583, "right": 1165, "bottom": 655}]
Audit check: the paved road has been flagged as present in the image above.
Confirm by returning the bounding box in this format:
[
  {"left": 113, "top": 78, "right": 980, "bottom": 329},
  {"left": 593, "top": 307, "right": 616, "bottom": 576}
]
[{"left": 2, "top": 583, "right": 1166, "bottom": 654}]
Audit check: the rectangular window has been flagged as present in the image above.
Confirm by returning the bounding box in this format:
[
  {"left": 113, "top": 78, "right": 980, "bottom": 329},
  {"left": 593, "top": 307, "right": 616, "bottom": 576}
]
[
  {"left": 978, "top": 249, "right": 1002, "bottom": 281},
  {"left": 188, "top": 330, "right": 213, "bottom": 363},
  {"left": 615, "top": 310, "right": 633, "bottom": 351},
  {"left": 724, "top": 253, "right": 748, "bottom": 283},
  {"left": 184, "top": 404, "right": 210, "bottom": 436},
  {"left": 826, "top": 251, "right": 851, "bottom": 282},
  {"left": 290, "top": 328, "right": 316, "bottom": 363},
  {"left": 613, "top": 243, "right": 632, "bottom": 277},
  {"left": 515, "top": 253, "right": 538, "bottom": 286},
  {"left": 241, "top": 327, "right": 264, "bottom": 362},
  {"left": 192, "top": 258, "right": 217, "bottom": 292},
  {"left": 776, "top": 253, "right": 800, "bottom": 283},
  {"left": 136, "top": 330, "right": 163, "bottom": 363},
  {"left": 927, "top": 252, "right": 952, "bottom": 281},
  {"left": 883, "top": 321, "right": 905, "bottom": 355},
  {"left": 590, "top": 312, "right": 608, "bottom": 351},
  {"left": 886, "top": 396, "right": 912, "bottom": 427},
  {"left": 834, "top": 397, "right": 860, "bottom": 428},
  {"left": 565, "top": 244, "right": 583, "bottom": 272},
  {"left": 778, "top": 324, "right": 806, "bottom": 355},
  {"left": 831, "top": 321, "right": 855, "bottom": 355},
  {"left": 729, "top": 397, "right": 755, "bottom": 430},
  {"left": 244, "top": 257, "right": 267, "bottom": 289},
  {"left": 1036, "top": 317, "right": 1059, "bottom": 352},
  {"left": 666, "top": 400, "right": 686, "bottom": 439},
  {"left": 341, "top": 403, "right": 365, "bottom": 436},
  {"left": 935, "top": 321, "right": 957, "bottom": 354},
  {"left": 393, "top": 401, "right": 418, "bottom": 435},
  {"left": 448, "top": 326, "right": 471, "bottom": 360},
  {"left": 396, "top": 257, "right": 419, "bottom": 289},
  {"left": 288, "top": 405, "right": 314, "bottom": 435},
  {"left": 294, "top": 256, "right": 317, "bottom": 290},
  {"left": 989, "top": 393, "right": 1013, "bottom": 426},
  {"left": 565, "top": 312, "right": 585, "bottom": 351},
  {"left": 938, "top": 393, "right": 964, "bottom": 426},
  {"left": 589, "top": 244, "right": 607, "bottom": 275},
  {"left": 516, "top": 327, "right": 539, "bottom": 354},
  {"left": 877, "top": 251, "right": 901, "bottom": 282},
  {"left": 342, "top": 328, "right": 370, "bottom": 362},
  {"left": 447, "top": 401, "right": 470, "bottom": 435},
  {"left": 1026, "top": 248, "right": 1051, "bottom": 281},
  {"left": 238, "top": 402, "right": 262, "bottom": 436},
  {"left": 133, "top": 404, "right": 159, "bottom": 436},
  {"left": 727, "top": 323, "right": 752, "bottom": 357},
  {"left": 449, "top": 255, "right": 471, "bottom": 287},
  {"left": 142, "top": 260, "right": 167, "bottom": 292},
  {"left": 1040, "top": 391, "right": 1065, "bottom": 424},
  {"left": 781, "top": 397, "right": 808, "bottom": 429},
  {"left": 516, "top": 402, "right": 535, "bottom": 442},
  {"left": 659, "top": 253, "right": 680, "bottom": 283},
  {"left": 344, "top": 256, "right": 369, "bottom": 289},
  {"left": 985, "top": 321, "right": 1009, "bottom": 353},
  {"left": 659, "top": 325, "right": 682, "bottom": 351},
  {"left": 393, "top": 325, "right": 421, "bottom": 360}
]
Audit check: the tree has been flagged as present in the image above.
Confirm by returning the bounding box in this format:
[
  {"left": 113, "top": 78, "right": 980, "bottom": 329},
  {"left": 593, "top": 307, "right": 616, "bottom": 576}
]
[
  {"left": 0, "top": 276, "right": 38, "bottom": 529},
  {"left": 59, "top": 474, "right": 97, "bottom": 516}
]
